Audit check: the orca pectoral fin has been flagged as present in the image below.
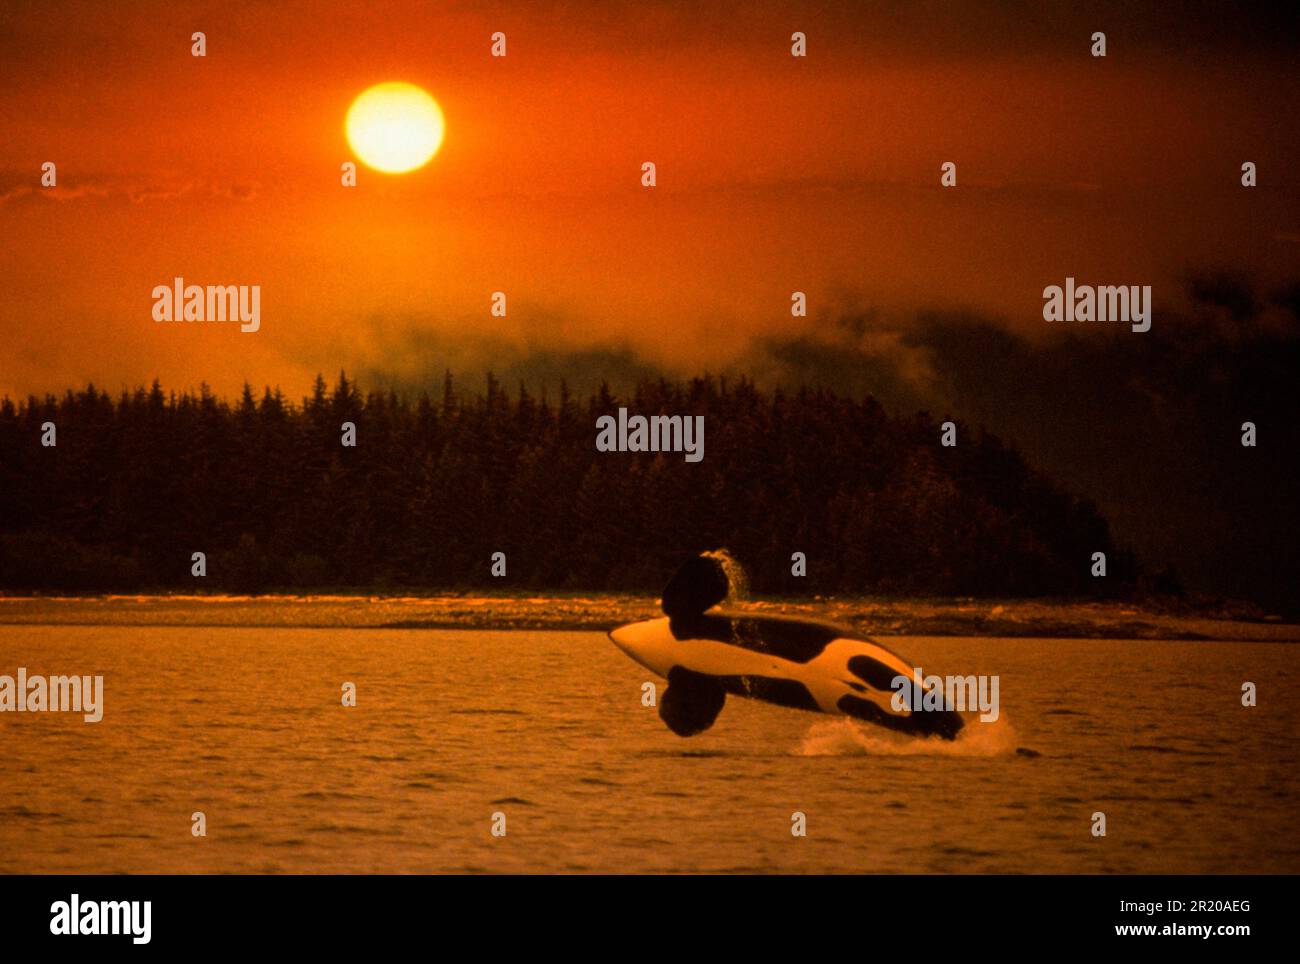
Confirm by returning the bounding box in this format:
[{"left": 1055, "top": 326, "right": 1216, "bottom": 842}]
[
  {"left": 661, "top": 555, "right": 730, "bottom": 619},
  {"left": 659, "top": 667, "right": 727, "bottom": 737}
]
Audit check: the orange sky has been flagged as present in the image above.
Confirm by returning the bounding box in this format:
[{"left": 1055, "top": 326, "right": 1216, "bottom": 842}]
[{"left": 1, "top": 0, "right": 1297, "bottom": 399}]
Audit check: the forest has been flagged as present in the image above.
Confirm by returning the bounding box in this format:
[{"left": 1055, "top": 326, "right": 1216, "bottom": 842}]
[{"left": 0, "top": 373, "right": 1137, "bottom": 595}]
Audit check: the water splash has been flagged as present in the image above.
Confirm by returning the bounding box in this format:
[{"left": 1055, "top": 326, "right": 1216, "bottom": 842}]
[
  {"left": 797, "top": 715, "right": 1021, "bottom": 757},
  {"left": 702, "top": 548, "right": 749, "bottom": 602}
]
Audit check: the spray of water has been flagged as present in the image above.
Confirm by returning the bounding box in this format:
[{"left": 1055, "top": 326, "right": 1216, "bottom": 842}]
[
  {"left": 702, "top": 548, "right": 749, "bottom": 602},
  {"left": 797, "top": 715, "right": 1021, "bottom": 758}
]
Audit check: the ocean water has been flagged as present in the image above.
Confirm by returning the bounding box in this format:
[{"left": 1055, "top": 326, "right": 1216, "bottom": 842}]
[{"left": 1, "top": 619, "right": 1296, "bottom": 873}]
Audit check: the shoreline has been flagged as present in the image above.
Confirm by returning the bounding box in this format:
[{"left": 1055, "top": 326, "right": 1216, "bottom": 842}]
[{"left": 0, "top": 593, "right": 1295, "bottom": 641}]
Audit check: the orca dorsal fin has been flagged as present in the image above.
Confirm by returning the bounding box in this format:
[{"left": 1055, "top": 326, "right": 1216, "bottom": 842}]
[{"left": 661, "top": 554, "right": 730, "bottom": 619}]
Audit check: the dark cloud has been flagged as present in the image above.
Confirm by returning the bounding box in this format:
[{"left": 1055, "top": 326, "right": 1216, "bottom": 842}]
[
  {"left": 338, "top": 271, "right": 1299, "bottom": 611},
  {"left": 747, "top": 275, "right": 1300, "bottom": 612},
  {"left": 558, "top": 0, "right": 1300, "bottom": 60},
  {"left": 309, "top": 321, "right": 662, "bottom": 400}
]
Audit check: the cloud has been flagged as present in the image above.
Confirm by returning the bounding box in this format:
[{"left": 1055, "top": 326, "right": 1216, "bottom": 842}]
[
  {"left": 307, "top": 271, "right": 1300, "bottom": 609},
  {"left": 297, "top": 316, "right": 663, "bottom": 399},
  {"left": 0, "top": 170, "right": 258, "bottom": 205},
  {"left": 744, "top": 274, "right": 1300, "bottom": 610}
]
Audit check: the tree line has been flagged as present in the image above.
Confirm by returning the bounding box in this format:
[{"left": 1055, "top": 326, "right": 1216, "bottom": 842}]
[{"left": 0, "top": 373, "right": 1137, "bottom": 595}]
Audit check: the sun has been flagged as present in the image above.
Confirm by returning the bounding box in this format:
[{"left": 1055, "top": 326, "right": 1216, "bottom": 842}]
[{"left": 346, "top": 82, "right": 445, "bottom": 174}]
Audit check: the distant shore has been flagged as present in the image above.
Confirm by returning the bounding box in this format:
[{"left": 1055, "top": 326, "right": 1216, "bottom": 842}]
[{"left": 0, "top": 593, "right": 1294, "bottom": 641}]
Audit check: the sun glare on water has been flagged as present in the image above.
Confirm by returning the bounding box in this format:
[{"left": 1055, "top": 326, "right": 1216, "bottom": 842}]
[{"left": 346, "top": 81, "right": 445, "bottom": 174}]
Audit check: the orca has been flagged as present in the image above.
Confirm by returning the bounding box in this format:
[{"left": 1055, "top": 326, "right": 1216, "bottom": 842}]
[{"left": 609, "top": 555, "right": 964, "bottom": 739}]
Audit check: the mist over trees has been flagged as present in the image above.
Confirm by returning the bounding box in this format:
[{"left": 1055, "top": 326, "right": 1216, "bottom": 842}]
[{"left": 0, "top": 373, "right": 1136, "bottom": 595}]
